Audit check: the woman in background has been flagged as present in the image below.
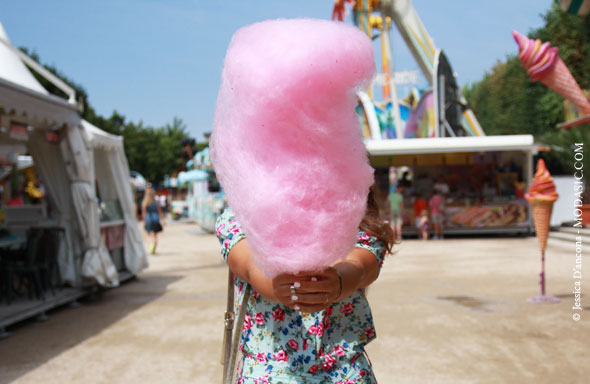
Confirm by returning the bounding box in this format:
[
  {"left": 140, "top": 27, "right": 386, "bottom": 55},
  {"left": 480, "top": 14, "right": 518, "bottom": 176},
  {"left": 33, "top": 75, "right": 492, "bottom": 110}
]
[{"left": 142, "top": 188, "right": 164, "bottom": 254}]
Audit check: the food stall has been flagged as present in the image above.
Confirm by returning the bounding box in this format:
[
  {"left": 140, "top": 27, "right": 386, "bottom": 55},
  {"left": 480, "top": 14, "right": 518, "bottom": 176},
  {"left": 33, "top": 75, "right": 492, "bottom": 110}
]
[
  {"left": 184, "top": 147, "right": 225, "bottom": 232},
  {"left": 366, "top": 135, "right": 536, "bottom": 234},
  {"left": 0, "top": 21, "right": 147, "bottom": 333}
]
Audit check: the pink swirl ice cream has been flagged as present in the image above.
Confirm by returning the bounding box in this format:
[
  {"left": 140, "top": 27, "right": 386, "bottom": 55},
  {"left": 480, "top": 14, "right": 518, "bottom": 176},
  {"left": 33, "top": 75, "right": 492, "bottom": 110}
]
[
  {"left": 525, "top": 159, "right": 558, "bottom": 203},
  {"left": 512, "top": 30, "right": 590, "bottom": 117},
  {"left": 512, "top": 30, "right": 559, "bottom": 81}
]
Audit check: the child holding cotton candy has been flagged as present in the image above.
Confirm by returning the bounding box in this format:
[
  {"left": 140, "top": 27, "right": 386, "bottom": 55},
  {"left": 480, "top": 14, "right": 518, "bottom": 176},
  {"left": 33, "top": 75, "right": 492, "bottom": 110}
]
[{"left": 212, "top": 18, "right": 395, "bottom": 383}]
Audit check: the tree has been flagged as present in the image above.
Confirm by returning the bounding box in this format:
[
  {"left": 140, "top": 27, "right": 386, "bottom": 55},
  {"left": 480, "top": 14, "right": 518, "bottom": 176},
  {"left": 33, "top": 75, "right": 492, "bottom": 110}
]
[
  {"left": 116, "top": 116, "right": 191, "bottom": 185},
  {"left": 463, "top": 4, "right": 590, "bottom": 178}
]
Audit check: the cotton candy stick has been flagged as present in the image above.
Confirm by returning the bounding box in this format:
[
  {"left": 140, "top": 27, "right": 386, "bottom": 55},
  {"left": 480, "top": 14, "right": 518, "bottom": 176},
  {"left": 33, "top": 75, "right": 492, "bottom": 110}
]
[{"left": 211, "top": 19, "right": 376, "bottom": 277}]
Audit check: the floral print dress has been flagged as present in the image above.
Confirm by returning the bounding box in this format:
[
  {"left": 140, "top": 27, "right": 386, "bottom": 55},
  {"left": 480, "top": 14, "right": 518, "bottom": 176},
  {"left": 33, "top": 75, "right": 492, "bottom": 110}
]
[{"left": 216, "top": 208, "right": 386, "bottom": 384}]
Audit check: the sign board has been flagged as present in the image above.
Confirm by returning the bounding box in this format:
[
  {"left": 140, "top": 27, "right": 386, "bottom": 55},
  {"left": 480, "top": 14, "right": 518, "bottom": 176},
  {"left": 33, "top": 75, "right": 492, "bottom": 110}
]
[
  {"left": 393, "top": 70, "right": 420, "bottom": 85},
  {"left": 45, "top": 130, "right": 60, "bottom": 144},
  {"left": 9, "top": 122, "right": 28, "bottom": 141},
  {"left": 374, "top": 70, "right": 420, "bottom": 86}
]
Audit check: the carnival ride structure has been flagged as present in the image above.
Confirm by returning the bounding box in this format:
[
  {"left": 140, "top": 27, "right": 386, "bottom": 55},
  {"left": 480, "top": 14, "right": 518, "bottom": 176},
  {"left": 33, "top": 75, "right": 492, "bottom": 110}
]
[{"left": 334, "top": 0, "right": 485, "bottom": 139}]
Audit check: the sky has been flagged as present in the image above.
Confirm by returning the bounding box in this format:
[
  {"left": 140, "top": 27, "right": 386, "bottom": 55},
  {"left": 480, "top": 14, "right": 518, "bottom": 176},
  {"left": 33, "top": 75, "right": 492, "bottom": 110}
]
[{"left": 0, "top": 0, "right": 552, "bottom": 140}]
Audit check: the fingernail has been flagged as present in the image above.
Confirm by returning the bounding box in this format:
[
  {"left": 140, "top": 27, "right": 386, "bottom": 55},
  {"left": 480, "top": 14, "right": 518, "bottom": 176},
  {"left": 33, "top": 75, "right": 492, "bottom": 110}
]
[
  {"left": 311, "top": 277, "right": 317, "bottom": 282},
  {"left": 294, "top": 305, "right": 300, "bottom": 311},
  {"left": 294, "top": 282, "right": 301, "bottom": 288},
  {"left": 291, "top": 295, "right": 298, "bottom": 301}
]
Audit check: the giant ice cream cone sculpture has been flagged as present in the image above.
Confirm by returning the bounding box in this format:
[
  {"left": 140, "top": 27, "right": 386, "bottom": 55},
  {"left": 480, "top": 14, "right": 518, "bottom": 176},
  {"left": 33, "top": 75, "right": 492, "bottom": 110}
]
[
  {"left": 529, "top": 202, "right": 554, "bottom": 254},
  {"left": 512, "top": 30, "right": 590, "bottom": 117},
  {"left": 525, "top": 159, "right": 558, "bottom": 253},
  {"left": 525, "top": 159, "right": 559, "bottom": 302}
]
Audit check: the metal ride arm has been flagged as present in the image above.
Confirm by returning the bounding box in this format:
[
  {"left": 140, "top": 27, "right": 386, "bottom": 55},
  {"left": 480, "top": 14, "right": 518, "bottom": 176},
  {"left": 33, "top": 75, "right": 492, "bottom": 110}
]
[
  {"left": 375, "top": 0, "right": 485, "bottom": 136},
  {"left": 376, "top": 0, "right": 436, "bottom": 84}
]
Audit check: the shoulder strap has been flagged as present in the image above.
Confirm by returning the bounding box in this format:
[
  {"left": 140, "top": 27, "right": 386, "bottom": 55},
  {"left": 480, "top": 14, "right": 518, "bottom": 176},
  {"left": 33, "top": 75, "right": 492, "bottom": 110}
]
[
  {"left": 227, "top": 284, "right": 251, "bottom": 383},
  {"left": 222, "top": 270, "right": 251, "bottom": 384},
  {"left": 221, "top": 270, "right": 235, "bottom": 367}
]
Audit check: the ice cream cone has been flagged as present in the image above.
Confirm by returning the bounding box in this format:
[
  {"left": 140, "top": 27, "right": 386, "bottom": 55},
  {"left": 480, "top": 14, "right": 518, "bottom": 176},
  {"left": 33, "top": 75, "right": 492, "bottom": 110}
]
[
  {"left": 525, "top": 158, "right": 559, "bottom": 302},
  {"left": 530, "top": 200, "right": 554, "bottom": 254},
  {"left": 540, "top": 58, "right": 590, "bottom": 116}
]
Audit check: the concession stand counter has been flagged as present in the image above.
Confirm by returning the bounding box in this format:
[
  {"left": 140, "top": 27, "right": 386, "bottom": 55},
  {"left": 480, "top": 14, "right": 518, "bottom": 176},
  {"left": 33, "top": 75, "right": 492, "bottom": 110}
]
[{"left": 366, "top": 135, "right": 537, "bottom": 235}]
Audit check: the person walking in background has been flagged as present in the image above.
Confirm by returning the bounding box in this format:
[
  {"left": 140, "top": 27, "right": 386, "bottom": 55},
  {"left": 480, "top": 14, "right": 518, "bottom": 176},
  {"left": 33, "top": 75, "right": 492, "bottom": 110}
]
[
  {"left": 388, "top": 185, "right": 404, "bottom": 242},
  {"left": 142, "top": 188, "right": 164, "bottom": 254},
  {"left": 429, "top": 190, "right": 446, "bottom": 239},
  {"left": 413, "top": 193, "right": 427, "bottom": 237}
]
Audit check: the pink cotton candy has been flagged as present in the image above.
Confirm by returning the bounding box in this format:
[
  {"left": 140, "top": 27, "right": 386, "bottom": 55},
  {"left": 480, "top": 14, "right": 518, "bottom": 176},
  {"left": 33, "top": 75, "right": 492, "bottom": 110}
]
[{"left": 210, "top": 19, "right": 376, "bottom": 278}]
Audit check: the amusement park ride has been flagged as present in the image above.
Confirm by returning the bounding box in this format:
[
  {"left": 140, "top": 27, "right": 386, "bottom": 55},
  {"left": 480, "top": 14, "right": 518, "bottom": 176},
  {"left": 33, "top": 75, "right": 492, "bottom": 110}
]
[{"left": 332, "top": 0, "right": 486, "bottom": 140}]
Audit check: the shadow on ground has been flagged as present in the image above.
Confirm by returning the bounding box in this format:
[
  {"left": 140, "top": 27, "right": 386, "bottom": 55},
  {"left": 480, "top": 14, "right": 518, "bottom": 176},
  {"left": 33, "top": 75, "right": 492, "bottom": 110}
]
[{"left": 0, "top": 274, "right": 181, "bottom": 383}]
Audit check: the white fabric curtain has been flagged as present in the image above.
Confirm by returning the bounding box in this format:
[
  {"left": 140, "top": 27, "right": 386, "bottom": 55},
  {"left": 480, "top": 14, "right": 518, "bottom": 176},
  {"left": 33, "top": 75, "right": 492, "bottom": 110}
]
[
  {"left": 93, "top": 149, "right": 118, "bottom": 200},
  {"left": 92, "top": 145, "right": 148, "bottom": 273},
  {"left": 112, "top": 144, "right": 148, "bottom": 273},
  {"left": 27, "top": 130, "right": 81, "bottom": 286},
  {"left": 60, "top": 125, "right": 119, "bottom": 287}
]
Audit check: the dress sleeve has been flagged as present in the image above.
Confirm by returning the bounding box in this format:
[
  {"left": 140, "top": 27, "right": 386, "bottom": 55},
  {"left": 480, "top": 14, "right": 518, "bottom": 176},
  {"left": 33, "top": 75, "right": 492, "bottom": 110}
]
[
  {"left": 355, "top": 231, "right": 386, "bottom": 269},
  {"left": 215, "top": 208, "right": 247, "bottom": 262}
]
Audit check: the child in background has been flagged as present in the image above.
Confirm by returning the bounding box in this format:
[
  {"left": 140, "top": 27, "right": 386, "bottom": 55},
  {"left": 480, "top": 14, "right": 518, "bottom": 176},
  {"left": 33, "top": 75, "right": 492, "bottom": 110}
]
[
  {"left": 429, "top": 191, "right": 445, "bottom": 240},
  {"left": 418, "top": 209, "right": 430, "bottom": 240},
  {"left": 413, "top": 193, "right": 427, "bottom": 233}
]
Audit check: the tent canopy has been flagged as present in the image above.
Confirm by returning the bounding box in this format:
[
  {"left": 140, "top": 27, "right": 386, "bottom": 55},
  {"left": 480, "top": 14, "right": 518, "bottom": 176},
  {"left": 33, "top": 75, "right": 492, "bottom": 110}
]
[
  {"left": 0, "top": 23, "right": 47, "bottom": 94},
  {"left": 84, "top": 120, "right": 148, "bottom": 275},
  {"left": 83, "top": 120, "right": 124, "bottom": 151},
  {"left": 0, "top": 22, "right": 79, "bottom": 129}
]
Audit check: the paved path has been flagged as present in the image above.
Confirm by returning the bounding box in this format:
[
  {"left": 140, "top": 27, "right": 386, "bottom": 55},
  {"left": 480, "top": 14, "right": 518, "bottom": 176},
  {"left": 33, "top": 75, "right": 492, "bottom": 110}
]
[{"left": 0, "top": 222, "right": 588, "bottom": 383}]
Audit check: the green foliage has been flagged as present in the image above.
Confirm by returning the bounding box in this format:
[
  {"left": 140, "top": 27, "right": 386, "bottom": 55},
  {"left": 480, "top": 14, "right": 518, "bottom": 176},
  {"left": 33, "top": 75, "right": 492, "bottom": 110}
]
[
  {"left": 19, "top": 49, "right": 204, "bottom": 186},
  {"left": 86, "top": 113, "right": 194, "bottom": 185},
  {"left": 532, "top": 5, "right": 590, "bottom": 90},
  {"left": 463, "top": 4, "right": 590, "bottom": 177},
  {"left": 19, "top": 47, "right": 94, "bottom": 118}
]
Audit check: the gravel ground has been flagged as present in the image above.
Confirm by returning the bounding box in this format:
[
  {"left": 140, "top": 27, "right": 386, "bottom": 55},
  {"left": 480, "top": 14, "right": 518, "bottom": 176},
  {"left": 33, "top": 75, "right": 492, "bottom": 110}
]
[{"left": 0, "top": 222, "right": 588, "bottom": 383}]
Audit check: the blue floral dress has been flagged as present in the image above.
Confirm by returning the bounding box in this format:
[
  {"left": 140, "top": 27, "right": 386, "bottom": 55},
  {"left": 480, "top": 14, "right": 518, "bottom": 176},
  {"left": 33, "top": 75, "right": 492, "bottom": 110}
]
[{"left": 216, "top": 208, "right": 386, "bottom": 384}]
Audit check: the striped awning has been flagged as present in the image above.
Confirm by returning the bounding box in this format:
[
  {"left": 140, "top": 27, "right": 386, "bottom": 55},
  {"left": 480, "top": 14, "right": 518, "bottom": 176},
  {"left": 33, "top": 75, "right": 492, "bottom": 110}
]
[{"left": 560, "top": 0, "right": 590, "bottom": 16}]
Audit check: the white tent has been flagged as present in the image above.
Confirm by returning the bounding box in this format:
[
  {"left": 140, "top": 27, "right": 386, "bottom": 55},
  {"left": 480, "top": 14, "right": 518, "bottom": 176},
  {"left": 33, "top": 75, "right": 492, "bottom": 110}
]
[
  {"left": 83, "top": 120, "right": 147, "bottom": 274},
  {"left": 0, "top": 23, "right": 79, "bottom": 128},
  {"left": 0, "top": 21, "right": 146, "bottom": 287}
]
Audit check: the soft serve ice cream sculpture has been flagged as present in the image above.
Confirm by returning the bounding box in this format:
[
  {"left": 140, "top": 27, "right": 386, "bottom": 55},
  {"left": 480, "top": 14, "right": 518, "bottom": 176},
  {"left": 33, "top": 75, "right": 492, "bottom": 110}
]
[
  {"left": 525, "top": 159, "right": 559, "bottom": 205},
  {"left": 525, "top": 159, "right": 559, "bottom": 302},
  {"left": 210, "top": 19, "right": 376, "bottom": 278},
  {"left": 512, "top": 30, "right": 590, "bottom": 117}
]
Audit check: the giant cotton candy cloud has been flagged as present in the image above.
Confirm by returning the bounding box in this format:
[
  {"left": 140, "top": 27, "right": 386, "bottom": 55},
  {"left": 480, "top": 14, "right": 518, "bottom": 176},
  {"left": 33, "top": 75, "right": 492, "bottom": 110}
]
[{"left": 210, "top": 19, "right": 376, "bottom": 278}]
